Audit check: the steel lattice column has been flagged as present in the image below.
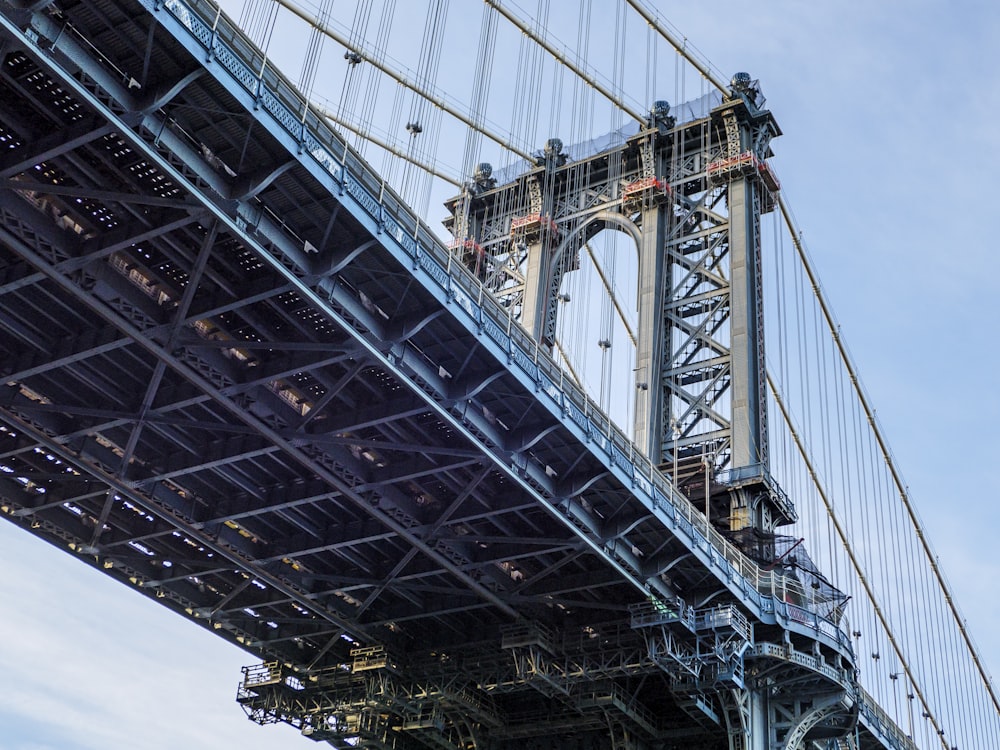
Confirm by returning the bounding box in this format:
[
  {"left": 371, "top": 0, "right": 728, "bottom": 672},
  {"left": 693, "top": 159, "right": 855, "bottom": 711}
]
[
  {"left": 658, "top": 79, "right": 791, "bottom": 534},
  {"left": 720, "top": 104, "right": 768, "bottom": 476}
]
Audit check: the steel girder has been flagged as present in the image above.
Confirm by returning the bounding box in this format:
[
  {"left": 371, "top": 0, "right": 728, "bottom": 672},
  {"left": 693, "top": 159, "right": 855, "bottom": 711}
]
[{"left": 0, "top": 1, "right": 884, "bottom": 749}]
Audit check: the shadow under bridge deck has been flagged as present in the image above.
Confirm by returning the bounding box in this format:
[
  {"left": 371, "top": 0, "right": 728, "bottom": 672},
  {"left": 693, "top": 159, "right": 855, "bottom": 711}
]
[{"left": 0, "top": 0, "right": 865, "bottom": 747}]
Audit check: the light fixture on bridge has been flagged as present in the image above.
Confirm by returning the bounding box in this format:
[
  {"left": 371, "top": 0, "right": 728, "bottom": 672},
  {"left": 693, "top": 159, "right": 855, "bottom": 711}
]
[
  {"left": 473, "top": 162, "right": 495, "bottom": 190},
  {"left": 648, "top": 100, "right": 673, "bottom": 132},
  {"left": 730, "top": 71, "right": 752, "bottom": 92}
]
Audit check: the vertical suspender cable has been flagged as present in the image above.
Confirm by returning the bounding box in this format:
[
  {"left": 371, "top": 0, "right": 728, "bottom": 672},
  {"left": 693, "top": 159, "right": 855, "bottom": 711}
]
[
  {"left": 767, "top": 372, "right": 946, "bottom": 742},
  {"left": 483, "top": 0, "right": 646, "bottom": 124},
  {"left": 267, "top": 0, "right": 534, "bottom": 160},
  {"left": 777, "top": 193, "right": 1000, "bottom": 717},
  {"left": 624, "top": 0, "right": 729, "bottom": 94},
  {"left": 461, "top": 5, "right": 499, "bottom": 180}
]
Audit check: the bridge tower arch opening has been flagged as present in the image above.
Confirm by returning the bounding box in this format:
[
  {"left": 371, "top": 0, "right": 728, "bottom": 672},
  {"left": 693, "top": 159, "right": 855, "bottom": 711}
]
[{"left": 544, "top": 212, "right": 642, "bottom": 429}]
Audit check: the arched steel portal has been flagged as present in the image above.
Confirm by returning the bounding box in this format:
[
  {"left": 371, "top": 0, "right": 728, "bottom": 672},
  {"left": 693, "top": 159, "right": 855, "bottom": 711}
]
[
  {"left": 545, "top": 211, "right": 643, "bottom": 420},
  {"left": 446, "top": 86, "right": 794, "bottom": 540}
]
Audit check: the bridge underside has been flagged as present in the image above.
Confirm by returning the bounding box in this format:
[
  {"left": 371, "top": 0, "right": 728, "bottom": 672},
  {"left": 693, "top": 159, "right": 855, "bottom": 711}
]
[{"left": 0, "top": 1, "right": 901, "bottom": 749}]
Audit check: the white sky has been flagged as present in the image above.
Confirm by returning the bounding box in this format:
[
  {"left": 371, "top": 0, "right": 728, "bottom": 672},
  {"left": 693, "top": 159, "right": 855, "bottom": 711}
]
[{"left": 3, "top": 1, "right": 999, "bottom": 748}]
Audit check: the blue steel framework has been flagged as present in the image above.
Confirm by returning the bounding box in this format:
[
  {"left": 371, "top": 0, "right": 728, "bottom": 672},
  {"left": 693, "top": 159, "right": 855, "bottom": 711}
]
[{"left": 0, "top": 0, "right": 919, "bottom": 748}]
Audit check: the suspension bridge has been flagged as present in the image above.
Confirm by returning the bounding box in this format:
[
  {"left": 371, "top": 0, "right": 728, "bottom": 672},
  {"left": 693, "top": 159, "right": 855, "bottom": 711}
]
[{"left": 0, "top": 1, "right": 995, "bottom": 749}]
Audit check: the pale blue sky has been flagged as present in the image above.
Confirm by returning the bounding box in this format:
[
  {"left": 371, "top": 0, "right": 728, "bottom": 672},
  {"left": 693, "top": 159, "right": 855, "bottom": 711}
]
[{"left": 3, "top": 1, "right": 999, "bottom": 748}]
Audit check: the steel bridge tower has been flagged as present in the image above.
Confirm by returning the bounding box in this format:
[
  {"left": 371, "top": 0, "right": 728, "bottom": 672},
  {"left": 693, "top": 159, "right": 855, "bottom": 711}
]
[
  {"left": 437, "top": 76, "right": 857, "bottom": 750},
  {"left": 446, "top": 74, "right": 794, "bottom": 547}
]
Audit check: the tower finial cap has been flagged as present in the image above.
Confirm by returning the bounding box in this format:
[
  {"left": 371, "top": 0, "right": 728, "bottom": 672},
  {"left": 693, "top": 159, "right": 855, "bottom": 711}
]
[
  {"left": 473, "top": 162, "right": 492, "bottom": 181},
  {"left": 651, "top": 100, "right": 671, "bottom": 118},
  {"left": 731, "top": 72, "right": 752, "bottom": 92}
]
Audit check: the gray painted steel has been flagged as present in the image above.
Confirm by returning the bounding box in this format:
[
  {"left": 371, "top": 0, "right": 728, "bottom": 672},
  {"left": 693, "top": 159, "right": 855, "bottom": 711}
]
[{"left": 0, "top": 0, "right": 912, "bottom": 748}]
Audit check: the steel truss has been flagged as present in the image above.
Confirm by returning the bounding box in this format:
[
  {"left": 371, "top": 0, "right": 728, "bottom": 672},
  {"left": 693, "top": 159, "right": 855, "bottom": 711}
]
[{"left": 0, "top": 1, "right": 910, "bottom": 749}]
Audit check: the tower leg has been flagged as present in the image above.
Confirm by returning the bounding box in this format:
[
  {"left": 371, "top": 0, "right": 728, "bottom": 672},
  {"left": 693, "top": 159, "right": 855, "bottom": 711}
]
[
  {"left": 721, "top": 688, "right": 752, "bottom": 750},
  {"left": 634, "top": 205, "right": 667, "bottom": 459},
  {"left": 521, "top": 238, "right": 548, "bottom": 343}
]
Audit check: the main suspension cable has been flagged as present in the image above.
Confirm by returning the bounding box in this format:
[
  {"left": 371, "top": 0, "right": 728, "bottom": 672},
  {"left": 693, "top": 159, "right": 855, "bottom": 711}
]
[
  {"left": 777, "top": 192, "right": 1000, "bottom": 717},
  {"left": 623, "top": 0, "right": 729, "bottom": 94},
  {"left": 315, "top": 106, "right": 462, "bottom": 188},
  {"left": 766, "top": 371, "right": 945, "bottom": 743},
  {"left": 483, "top": 0, "right": 646, "bottom": 123},
  {"left": 269, "top": 0, "right": 534, "bottom": 161}
]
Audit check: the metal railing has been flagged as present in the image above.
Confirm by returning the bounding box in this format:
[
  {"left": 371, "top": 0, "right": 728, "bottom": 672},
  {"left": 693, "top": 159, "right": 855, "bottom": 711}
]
[
  {"left": 857, "top": 686, "right": 920, "bottom": 750},
  {"left": 717, "top": 462, "right": 797, "bottom": 523}
]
